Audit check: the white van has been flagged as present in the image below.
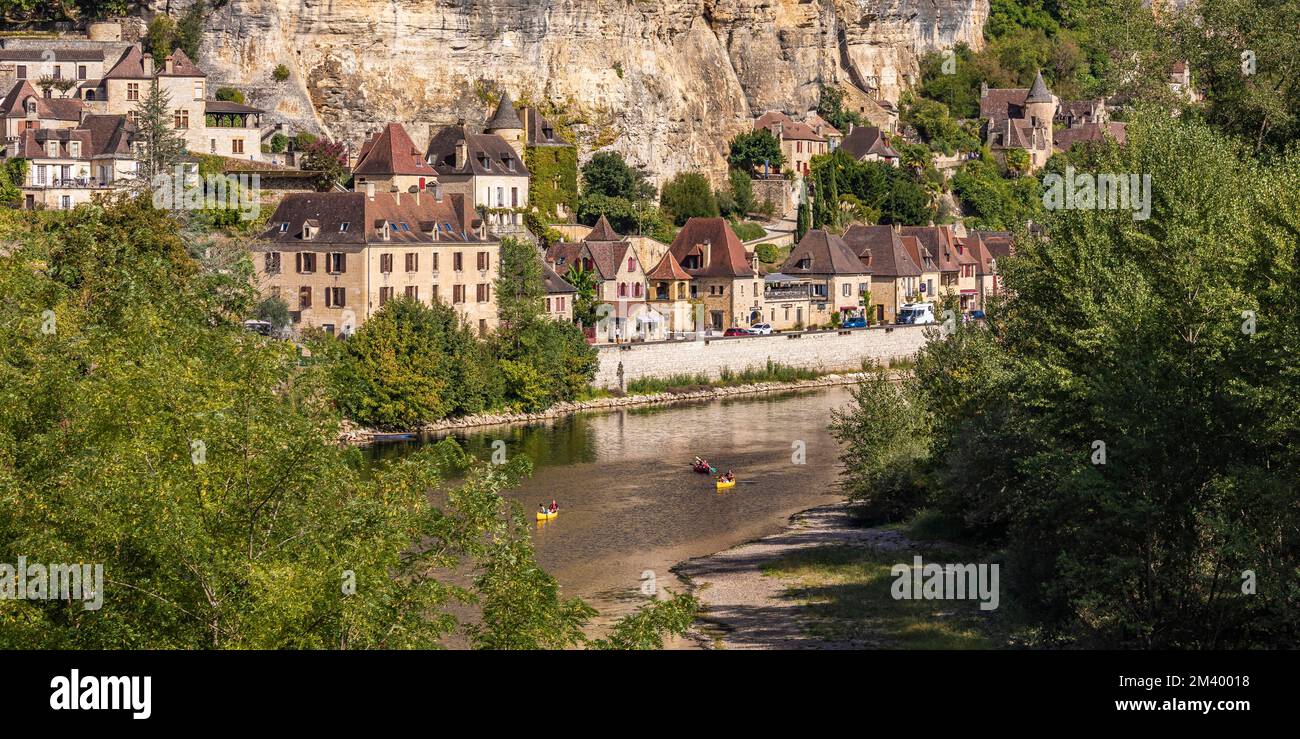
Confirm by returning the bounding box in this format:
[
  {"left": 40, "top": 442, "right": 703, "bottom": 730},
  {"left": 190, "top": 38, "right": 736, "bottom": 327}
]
[{"left": 897, "top": 303, "right": 936, "bottom": 325}]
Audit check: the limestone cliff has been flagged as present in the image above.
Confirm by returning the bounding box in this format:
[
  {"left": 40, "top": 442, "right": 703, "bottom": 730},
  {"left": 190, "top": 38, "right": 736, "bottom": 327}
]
[{"left": 193, "top": 0, "right": 987, "bottom": 182}]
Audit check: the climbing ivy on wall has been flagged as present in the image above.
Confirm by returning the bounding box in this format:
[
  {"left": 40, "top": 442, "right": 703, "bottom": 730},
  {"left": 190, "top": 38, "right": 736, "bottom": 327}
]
[{"left": 526, "top": 144, "right": 578, "bottom": 221}]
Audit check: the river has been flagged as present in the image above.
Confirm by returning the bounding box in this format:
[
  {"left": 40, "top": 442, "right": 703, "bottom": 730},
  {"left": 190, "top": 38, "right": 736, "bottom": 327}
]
[{"left": 365, "top": 385, "right": 856, "bottom": 624}]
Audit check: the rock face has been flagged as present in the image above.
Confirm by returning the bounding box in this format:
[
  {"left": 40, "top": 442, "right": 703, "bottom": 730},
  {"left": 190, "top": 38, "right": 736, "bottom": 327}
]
[{"left": 195, "top": 0, "right": 987, "bottom": 182}]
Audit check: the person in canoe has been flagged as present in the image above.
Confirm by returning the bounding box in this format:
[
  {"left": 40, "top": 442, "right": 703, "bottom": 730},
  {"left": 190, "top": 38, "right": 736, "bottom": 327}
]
[
  {"left": 538, "top": 503, "right": 549, "bottom": 517},
  {"left": 548, "top": 499, "right": 559, "bottom": 514},
  {"left": 720, "top": 470, "right": 735, "bottom": 483},
  {"left": 692, "top": 457, "right": 715, "bottom": 474}
]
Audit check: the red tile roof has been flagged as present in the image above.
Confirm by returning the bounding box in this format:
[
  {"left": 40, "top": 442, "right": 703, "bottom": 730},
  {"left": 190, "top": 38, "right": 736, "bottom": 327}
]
[
  {"left": 353, "top": 123, "right": 437, "bottom": 178},
  {"left": 1, "top": 80, "right": 83, "bottom": 121},
  {"left": 646, "top": 252, "right": 692, "bottom": 281},
  {"left": 667, "top": 217, "right": 755, "bottom": 278}
]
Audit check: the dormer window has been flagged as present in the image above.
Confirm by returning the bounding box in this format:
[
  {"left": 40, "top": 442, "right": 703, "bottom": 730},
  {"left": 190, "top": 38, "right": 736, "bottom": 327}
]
[
  {"left": 279, "top": 222, "right": 289, "bottom": 232},
  {"left": 302, "top": 223, "right": 319, "bottom": 240},
  {"left": 506, "top": 157, "right": 516, "bottom": 172},
  {"left": 339, "top": 222, "right": 349, "bottom": 232},
  {"left": 478, "top": 155, "right": 490, "bottom": 170},
  {"left": 25, "top": 99, "right": 36, "bottom": 114},
  {"left": 69, "top": 141, "right": 80, "bottom": 158}
]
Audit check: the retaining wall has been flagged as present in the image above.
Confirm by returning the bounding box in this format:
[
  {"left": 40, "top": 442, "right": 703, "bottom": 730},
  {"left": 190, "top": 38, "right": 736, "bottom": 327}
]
[{"left": 593, "top": 324, "right": 929, "bottom": 388}]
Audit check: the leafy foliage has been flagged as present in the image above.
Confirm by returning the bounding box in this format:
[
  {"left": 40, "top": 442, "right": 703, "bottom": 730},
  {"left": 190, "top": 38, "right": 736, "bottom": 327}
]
[
  {"left": 834, "top": 113, "right": 1300, "bottom": 648},
  {"left": 659, "top": 172, "right": 719, "bottom": 225},
  {"left": 727, "top": 129, "right": 784, "bottom": 175}
]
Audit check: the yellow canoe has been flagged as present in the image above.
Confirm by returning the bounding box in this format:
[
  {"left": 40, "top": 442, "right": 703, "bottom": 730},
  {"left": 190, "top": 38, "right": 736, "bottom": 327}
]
[
  {"left": 716, "top": 479, "right": 736, "bottom": 490},
  {"left": 536, "top": 510, "right": 558, "bottom": 521}
]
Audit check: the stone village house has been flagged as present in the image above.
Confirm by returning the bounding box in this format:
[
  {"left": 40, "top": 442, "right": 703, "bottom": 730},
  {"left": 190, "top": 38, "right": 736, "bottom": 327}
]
[{"left": 251, "top": 188, "right": 500, "bottom": 336}]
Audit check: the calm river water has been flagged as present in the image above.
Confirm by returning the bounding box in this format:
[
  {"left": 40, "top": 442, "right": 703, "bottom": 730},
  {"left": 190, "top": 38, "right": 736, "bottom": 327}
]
[{"left": 365, "top": 385, "right": 856, "bottom": 620}]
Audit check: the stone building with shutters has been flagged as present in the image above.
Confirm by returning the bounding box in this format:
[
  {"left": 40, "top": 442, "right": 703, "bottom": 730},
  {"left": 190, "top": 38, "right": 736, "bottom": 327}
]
[
  {"left": 425, "top": 92, "right": 531, "bottom": 238},
  {"left": 251, "top": 187, "right": 500, "bottom": 336}
]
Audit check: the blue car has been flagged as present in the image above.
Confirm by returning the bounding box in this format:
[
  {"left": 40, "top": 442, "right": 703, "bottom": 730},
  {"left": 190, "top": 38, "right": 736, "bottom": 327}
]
[{"left": 842, "top": 316, "right": 868, "bottom": 329}]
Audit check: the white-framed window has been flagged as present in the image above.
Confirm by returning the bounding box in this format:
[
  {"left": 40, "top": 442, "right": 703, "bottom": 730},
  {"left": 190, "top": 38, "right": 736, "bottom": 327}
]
[{"left": 46, "top": 141, "right": 59, "bottom": 158}]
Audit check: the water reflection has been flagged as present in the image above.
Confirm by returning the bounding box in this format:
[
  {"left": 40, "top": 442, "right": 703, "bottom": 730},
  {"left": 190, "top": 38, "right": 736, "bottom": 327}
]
[{"left": 364, "top": 386, "right": 856, "bottom": 615}]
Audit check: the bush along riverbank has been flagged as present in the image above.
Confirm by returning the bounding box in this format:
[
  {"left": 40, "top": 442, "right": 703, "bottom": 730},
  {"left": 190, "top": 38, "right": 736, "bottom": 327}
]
[{"left": 338, "top": 368, "right": 909, "bottom": 443}]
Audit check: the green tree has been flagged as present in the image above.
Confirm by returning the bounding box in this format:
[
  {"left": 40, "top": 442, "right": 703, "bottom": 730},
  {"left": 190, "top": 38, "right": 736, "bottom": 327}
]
[
  {"left": 728, "top": 168, "right": 755, "bottom": 216},
  {"left": 836, "top": 112, "right": 1300, "bottom": 648},
  {"left": 727, "top": 129, "right": 784, "bottom": 175},
  {"left": 135, "top": 80, "right": 187, "bottom": 184},
  {"left": 176, "top": 1, "right": 205, "bottom": 61},
  {"left": 273, "top": 64, "right": 290, "bottom": 83},
  {"left": 659, "top": 172, "right": 719, "bottom": 226},
  {"left": 215, "top": 87, "right": 246, "bottom": 105},
  {"left": 253, "top": 295, "right": 290, "bottom": 329},
  {"left": 146, "top": 13, "right": 176, "bottom": 59},
  {"left": 581, "top": 151, "right": 653, "bottom": 201},
  {"left": 816, "top": 84, "right": 864, "bottom": 132},
  {"left": 299, "top": 138, "right": 349, "bottom": 191},
  {"left": 332, "top": 297, "right": 495, "bottom": 429}
]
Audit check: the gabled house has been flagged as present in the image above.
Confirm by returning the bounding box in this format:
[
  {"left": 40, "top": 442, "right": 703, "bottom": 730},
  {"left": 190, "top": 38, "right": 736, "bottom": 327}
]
[
  {"left": 645, "top": 251, "right": 694, "bottom": 334},
  {"left": 840, "top": 124, "right": 900, "bottom": 166},
  {"left": 666, "top": 217, "right": 761, "bottom": 330},
  {"left": 754, "top": 110, "right": 828, "bottom": 179},
  {"left": 252, "top": 188, "right": 499, "bottom": 336},
  {"left": 1, "top": 80, "right": 84, "bottom": 153},
  {"left": 842, "top": 224, "right": 923, "bottom": 324},
  {"left": 966, "top": 230, "right": 1014, "bottom": 307},
  {"left": 545, "top": 215, "right": 650, "bottom": 341},
  {"left": 542, "top": 263, "right": 577, "bottom": 322},
  {"left": 779, "top": 229, "right": 871, "bottom": 327},
  {"left": 979, "top": 70, "right": 1058, "bottom": 172},
  {"left": 425, "top": 93, "right": 531, "bottom": 237},
  {"left": 15, "top": 113, "right": 139, "bottom": 210},
  {"left": 899, "top": 226, "right": 962, "bottom": 305},
  {"left": 352, "top": 122, "right": 439, "bottom": 195}
]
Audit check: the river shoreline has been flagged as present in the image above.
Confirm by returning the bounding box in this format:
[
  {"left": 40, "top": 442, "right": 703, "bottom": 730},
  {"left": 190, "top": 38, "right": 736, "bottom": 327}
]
[
  {"left": 671, "top": 501, "right": 914, "bottom": 650},
  {"left": 339, "top": 371, "right": 889, "bottom": 443}
]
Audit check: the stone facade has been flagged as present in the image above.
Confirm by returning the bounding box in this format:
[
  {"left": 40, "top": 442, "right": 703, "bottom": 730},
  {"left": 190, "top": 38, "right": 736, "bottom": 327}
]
[{"left": 593, "top": 324, "right": 931, "bottom": 389}]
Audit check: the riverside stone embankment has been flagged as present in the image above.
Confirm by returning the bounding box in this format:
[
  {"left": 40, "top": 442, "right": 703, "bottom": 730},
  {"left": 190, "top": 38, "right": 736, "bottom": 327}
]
[{"left": 338, "top": 370, "right": 904, "bottom": 443}]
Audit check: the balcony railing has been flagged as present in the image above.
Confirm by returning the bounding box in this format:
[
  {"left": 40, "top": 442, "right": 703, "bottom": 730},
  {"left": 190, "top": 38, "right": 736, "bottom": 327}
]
[
  {"left": 30, "top": 178, "right": 115, "bottom": 189},
  {"left": 764, "top": 287, "right": 810, "bottom": 301}
]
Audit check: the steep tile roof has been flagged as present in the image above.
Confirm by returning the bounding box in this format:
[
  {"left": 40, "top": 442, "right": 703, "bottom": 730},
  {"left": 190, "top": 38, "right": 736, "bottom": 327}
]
[
  {"left": 781, "top": 229, "right": 870, "bottom": 275},
  {"left": 543, "top": 263, "right": 577, "bottom": 294},
  {"left": 754, "top": 110, "right": 826, "bottom": 142},
  {"left": 1, "top": 80, "right": 82, "bottom": 120},
  {"left": 646, "top": 252, "right": 692, "bottom": 281},
  {"left": 425, "top": 124, "right": 529, "bottom": 178},
  {"left": 485, "top": 91, "right": 523, "bottom": 131},
  {"left": 899, "top": 226, "right": 959, "bottom": 273},
  {"left": 667, "top": 217, "right": 755, "bottom": 278},
  {"left": 353, "top": 123, "right": 437, "bottom": 178},
  {"left": 584, "top": 214, "right": 621, "bottom": 242},
  {"left": 1053, "top": 122, "right": 1128, "bottom": 152},
  {"left": 260, "top": 191, "right": 484, "bottom": 245},
  {"left": 840, "top": 125, "right": 899, "bottom": 161},
  {"left": 842, "top": 224, "right": 921, "bottom": 278}
]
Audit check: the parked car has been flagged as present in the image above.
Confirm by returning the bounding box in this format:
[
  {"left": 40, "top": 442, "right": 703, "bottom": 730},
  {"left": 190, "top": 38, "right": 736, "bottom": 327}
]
[
  {"left": 242, "top": 319, "right": 274, "bottom": 336},
  {"left": 749, "top": 323, "right": 773, "bottom": 335},
  {"left": 968, "top": 310, "right": 986, "bottom": 321},
  {"left": 723, "top": 327, "right": 750, "bottom": 337},
  {"left": 841, "top": 316, "right": 867, "bottom": 329},
  {"left": 897, "top": 303, "right": 936, "bottom": 325}
]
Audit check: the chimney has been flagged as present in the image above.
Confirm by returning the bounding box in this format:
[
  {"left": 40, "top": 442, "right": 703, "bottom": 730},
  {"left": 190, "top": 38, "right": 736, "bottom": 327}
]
[
  {"left": 980, "top": 81, "right": 988, "bottom": 98},
  {"left": 848, "top": 122, "right": 854, "bottom": 134},
  {"left": 414, "top": 189, "right": 420, "bottom": 206},
  {"left": 142, "top": 52, "right": 154, "bottom": 77},
  {"left": 366, "top": 181, "right": 375, "bottom": 201},
  {"left": 393, "top": 188, "right": 400, "bottom": 205},
  {"left": 164, "top": 55, "right": 174, "bottom": 75},
  {"left": 702, "top": 239, "right": 711, "bottom": 268},
  {"left": 455, "top": 139, "right": 467, "bottom": 170}
]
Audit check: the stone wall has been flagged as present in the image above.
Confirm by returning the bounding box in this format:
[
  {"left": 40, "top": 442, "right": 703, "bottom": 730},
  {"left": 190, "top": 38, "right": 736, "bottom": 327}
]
[
  {"left": 594, "top": 324, "right": 929, "bottom": 388},
  {"left": 751, "top": 177, "right": 794, "bottom": 215}
]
